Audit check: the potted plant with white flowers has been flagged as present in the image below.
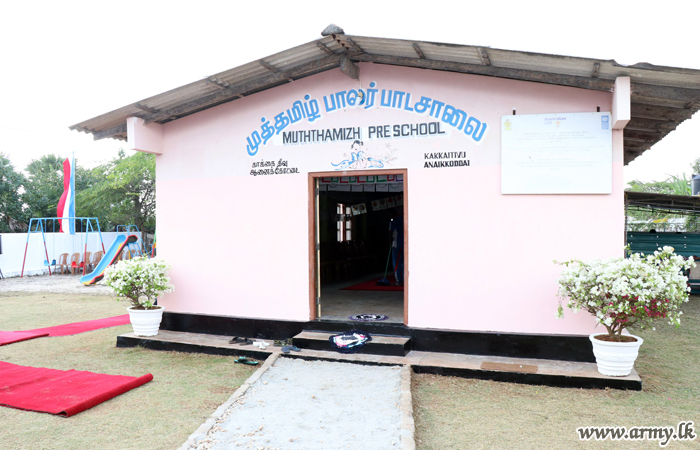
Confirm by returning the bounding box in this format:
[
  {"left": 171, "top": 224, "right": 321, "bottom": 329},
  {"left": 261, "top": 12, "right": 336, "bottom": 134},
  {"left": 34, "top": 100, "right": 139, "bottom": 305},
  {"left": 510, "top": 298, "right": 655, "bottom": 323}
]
[
  {"left": 556, "top": 246, "right": 694, "bottom": 376},
  {"left": 104, "top": 256, "right": 174, "bottom": 337}
]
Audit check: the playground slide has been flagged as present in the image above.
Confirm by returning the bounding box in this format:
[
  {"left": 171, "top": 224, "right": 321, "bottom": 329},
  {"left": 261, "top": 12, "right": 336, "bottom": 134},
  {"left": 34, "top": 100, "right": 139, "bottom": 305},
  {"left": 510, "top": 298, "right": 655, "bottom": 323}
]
[{"left": 80, "top": 235, "right": 139, "bottom": 286}]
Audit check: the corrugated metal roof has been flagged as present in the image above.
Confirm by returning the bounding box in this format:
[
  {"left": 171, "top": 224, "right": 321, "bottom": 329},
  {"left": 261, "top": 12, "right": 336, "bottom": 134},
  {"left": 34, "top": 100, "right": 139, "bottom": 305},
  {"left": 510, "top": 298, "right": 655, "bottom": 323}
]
[
  {"left": 626, "top": 191, "right": 700, "bottom": 213},
  {"left": 70, "top": 32, "right": 700, "bottom": 164}
]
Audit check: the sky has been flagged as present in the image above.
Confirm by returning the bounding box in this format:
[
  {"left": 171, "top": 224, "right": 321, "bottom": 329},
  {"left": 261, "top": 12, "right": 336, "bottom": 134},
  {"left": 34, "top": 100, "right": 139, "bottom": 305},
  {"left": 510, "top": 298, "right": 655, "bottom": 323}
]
[{"left": 1, "top": 0, "right": 698, "bottom": 185}]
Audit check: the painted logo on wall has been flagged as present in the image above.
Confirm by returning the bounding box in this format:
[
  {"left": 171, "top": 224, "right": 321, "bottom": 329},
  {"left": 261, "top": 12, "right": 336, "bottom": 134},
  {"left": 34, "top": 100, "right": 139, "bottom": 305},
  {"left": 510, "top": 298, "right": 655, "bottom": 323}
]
[{"left": 331, "top": 140, "right": 398, "bottom": 171}]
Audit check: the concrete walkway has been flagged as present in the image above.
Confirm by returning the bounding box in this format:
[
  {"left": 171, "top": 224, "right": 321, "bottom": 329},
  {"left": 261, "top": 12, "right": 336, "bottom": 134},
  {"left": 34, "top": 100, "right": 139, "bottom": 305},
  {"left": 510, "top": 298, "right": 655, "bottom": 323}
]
[{"left": 179, "top": 354, "right": 415, "bottom": 450}]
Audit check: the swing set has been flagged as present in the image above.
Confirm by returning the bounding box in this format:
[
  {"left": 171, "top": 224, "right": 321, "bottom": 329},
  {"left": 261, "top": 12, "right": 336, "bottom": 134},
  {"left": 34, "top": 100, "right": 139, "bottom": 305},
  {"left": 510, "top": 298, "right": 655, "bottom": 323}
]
[{"left": 20, "top": 217, "right": 105, "bottom": 277}]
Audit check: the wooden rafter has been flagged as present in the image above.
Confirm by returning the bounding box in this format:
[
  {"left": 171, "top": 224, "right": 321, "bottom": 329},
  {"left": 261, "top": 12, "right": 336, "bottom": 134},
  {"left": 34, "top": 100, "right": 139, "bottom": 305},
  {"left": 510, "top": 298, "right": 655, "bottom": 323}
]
[
  {"left": 624, "top": 129, "right": 666, "bottom": 142},
  {"left": 624, "top": 131, "right": 667, "bottom": 143},
  {"left": 631, "top": 83, "right": 700, "bottom": 104},
  {"left": 340, "top": 57, "right": 359, "bottom": 80},
  {"left": 626, "top": 117, "right": 677, "bottom": 132},
  {"left": 135, "top": 103, "right": 160, "bottom": 114},
  {"left": 92, "top": 123, "right": 127, "bottom": 141},
  {"left": 140, "top": 55, "right": 341, "bottom": 124},
  {"left": 70, "top": 125, "right": 92, "bottom": 134},
  {"left": 259, "top": 60, "right": 294, "bottom": 82},
  {"left": 412, "top": 43, "right": 425, "bottom": 59},
  {"left": 206, "top": 76, "right": 230, "bottom": 90},
  {"left": 343, "top": 37, "right": 363, "bottom": 53},
  {"left": 624, "top": 140, "right": 651, "bottom": 150},
  {"left": 136, "top": 103, "right": 178, "bottom": 121},
  {"left": 478, "top": 48, "right": 491, "bottom": 66},
  {"left": 316, "top": 42, "right": 334, "bottom": 55},
  {"left": 259, "top": 60, "right": 279, "bottom": 73},
  {"left": 353, "top": 53, "right": 614, "bottom": 91},
  {"left": 631, "top": 103, "right": 694, "bottom": 121}
]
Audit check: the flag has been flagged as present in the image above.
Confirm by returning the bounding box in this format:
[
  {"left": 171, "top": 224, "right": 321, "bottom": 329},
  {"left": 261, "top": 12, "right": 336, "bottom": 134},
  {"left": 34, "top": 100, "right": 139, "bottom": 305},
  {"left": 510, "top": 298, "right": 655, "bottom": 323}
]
[{"left": 56, "top": 156, "right": 75, "bottom": 234}]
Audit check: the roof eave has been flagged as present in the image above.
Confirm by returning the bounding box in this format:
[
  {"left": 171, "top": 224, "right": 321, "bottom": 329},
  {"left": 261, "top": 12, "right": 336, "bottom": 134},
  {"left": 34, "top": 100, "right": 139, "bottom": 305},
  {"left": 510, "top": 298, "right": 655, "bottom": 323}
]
[{"left": 69, "top": 34, "right": 700, "bottom": 163}]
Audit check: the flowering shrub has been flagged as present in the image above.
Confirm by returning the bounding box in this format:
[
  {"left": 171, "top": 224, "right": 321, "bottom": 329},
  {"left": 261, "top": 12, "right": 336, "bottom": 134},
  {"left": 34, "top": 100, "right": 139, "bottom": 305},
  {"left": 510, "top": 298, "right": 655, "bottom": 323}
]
[
  {"left": 104, "top": 257, "right": 174, "bottom": 309},
  {"left": 556, "top": 246, "right": 694, "bottom": 341}
]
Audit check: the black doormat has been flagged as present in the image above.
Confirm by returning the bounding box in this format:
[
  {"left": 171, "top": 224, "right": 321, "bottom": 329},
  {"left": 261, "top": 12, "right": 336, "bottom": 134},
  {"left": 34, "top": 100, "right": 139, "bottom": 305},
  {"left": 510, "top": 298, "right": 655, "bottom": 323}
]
[
  {"left": 348, "top": 314, "right": 389, "bottom": 322},
  {"left": 329, "top": 330, "right": 372, "bottom": 354}
]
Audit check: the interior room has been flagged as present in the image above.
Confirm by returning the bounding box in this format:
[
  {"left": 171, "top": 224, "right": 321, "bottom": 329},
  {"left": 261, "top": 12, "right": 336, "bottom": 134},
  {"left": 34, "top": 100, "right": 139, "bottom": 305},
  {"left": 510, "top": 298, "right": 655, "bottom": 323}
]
[{"left": 316, "top": 176, "right": 405, "bottom": 323}]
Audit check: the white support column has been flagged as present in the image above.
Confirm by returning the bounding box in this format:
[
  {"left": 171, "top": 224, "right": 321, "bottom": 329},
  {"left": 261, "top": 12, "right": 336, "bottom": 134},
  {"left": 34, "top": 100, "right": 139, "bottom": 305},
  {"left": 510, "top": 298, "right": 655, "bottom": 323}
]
[
  {"left": 127, "top": 117, "right": 163, "bottom": 154},
  {"left": 612, "top": 76, "right": 631, "bottom": 130}
]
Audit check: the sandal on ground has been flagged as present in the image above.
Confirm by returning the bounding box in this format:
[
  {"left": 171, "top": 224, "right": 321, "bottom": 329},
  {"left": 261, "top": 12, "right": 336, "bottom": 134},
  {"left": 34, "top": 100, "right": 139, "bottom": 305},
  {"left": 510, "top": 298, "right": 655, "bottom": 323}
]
[
  {"left": 281, "top": 345, "right": 300, "bottom": 353},
  {"left": 234, "top": 357, "right": 258, "bottom": 365},
  {"left": 237, "top": 337, "right": 252, "bottom": 345}
]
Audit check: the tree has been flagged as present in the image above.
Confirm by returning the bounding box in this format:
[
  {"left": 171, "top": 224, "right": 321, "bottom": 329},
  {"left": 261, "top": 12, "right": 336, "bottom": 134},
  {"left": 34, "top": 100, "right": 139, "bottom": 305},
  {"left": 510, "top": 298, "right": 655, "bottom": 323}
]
[
  {"left": 23, "top": 154, "right": 97, "bottom": 229},
  {"left": 626, "top": 158, "right": 700, "bottom": 231},
  {"left": 0, "top": 153, "right": 28, "bottom": 232},
  {"left": 78, "top": 150, "right": 155, "bottom": 233},
  {"left": 23, "top": 154, "right": 65, "bottom": 221},
  {"left": 627, "top": 173, "right": 691, "bottom": 196}
]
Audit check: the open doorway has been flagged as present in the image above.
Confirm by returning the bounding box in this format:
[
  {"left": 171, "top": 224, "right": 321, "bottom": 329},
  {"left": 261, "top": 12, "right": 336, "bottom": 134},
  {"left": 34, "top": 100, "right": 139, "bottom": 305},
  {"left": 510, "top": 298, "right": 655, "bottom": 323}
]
[{"left": 309, "top": 170, "right": 407, "bottom": 324}]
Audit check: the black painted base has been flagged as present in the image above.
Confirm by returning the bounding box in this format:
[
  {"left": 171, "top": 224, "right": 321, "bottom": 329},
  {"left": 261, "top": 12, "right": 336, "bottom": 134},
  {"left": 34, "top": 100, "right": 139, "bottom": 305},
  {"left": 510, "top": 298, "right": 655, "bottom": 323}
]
[
  {"left": 116, "top": 335, "right": 270, "bottom": 361},
  {"left": 160, "top": 311, "right": 595, "bottom": 363},
  {"left": 411, "top": 365, "right": 642, "bottom": 391},
  {"left": 115, "top": 335, "right": 642, "bottom": 390}
]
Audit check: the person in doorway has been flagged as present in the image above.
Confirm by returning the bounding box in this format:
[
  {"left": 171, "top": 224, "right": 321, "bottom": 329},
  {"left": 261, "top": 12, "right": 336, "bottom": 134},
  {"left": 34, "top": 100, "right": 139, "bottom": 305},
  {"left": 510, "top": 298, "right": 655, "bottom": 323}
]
[{"left": 389, "top": 208, "right": 404, "bottom": 286}]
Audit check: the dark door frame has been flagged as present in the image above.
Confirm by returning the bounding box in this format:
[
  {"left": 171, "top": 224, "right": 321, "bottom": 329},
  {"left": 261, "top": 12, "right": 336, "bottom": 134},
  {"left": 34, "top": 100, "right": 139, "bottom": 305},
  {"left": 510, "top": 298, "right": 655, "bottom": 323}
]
[{"left": 308, "top": 169, "right": 409, "bottom": 324}]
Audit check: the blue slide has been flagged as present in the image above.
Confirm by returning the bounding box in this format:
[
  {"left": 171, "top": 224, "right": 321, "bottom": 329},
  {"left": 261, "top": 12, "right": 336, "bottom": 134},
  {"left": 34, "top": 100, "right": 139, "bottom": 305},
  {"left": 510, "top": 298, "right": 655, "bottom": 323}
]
[{"left": 81, "top": 235, "right": 139, "bottom": 286}]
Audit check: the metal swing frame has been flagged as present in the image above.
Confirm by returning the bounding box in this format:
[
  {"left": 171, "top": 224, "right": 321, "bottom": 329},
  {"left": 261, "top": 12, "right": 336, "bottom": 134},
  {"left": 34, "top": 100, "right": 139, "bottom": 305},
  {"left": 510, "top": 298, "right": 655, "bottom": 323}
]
[{"left": 20, "top": 217, "right": 106, "bottom": 277}]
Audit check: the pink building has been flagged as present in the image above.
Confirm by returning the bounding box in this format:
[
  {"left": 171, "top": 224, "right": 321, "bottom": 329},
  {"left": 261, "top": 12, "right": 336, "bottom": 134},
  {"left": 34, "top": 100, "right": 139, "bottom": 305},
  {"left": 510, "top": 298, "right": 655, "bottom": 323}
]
[{"left": 72, "top": 29, "right": 700, "bottom": 363}]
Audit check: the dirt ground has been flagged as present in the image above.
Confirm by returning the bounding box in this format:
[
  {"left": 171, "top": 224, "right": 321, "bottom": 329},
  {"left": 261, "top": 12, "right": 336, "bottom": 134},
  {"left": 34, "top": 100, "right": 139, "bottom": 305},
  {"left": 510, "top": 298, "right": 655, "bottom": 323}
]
[{"left": 0, "top": 274, "right": 112, "bottom": 295}]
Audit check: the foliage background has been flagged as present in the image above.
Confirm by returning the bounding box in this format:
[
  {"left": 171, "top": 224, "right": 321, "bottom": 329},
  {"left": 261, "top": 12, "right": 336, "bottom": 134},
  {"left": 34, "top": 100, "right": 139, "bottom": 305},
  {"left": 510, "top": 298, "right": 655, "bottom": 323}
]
[
  {"left": 626, "top": 158, "right": 700, "bottom": 232},
  {"left": 5, "top": 151, "right": 699, "bottom": 235},
  {"left": 0, "top": 151, "right": 155, "bottom": 234}
]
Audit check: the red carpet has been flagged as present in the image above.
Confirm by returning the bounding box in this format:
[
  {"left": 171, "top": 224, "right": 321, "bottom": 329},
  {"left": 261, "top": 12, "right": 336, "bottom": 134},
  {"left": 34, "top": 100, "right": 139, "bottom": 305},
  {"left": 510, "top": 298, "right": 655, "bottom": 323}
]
[
  {"left": 0, "top": 331, "right": 49, "bottom": 346},
  {"left": 0, "top": 361, "right": 153, "bottom": 417},
  {"left": 341, "top": 276, "right": 404, "bottom": 291},
  {"left": 26, "top": 314, "right": 130, "bottom": 336},
  {"left": 0, "top": 315, "right": 131, "bottom": 346}
]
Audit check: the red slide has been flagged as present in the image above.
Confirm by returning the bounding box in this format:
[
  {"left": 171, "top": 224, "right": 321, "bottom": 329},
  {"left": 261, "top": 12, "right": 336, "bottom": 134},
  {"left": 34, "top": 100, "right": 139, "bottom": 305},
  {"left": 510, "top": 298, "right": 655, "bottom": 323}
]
[{"left": 81, "top": 234, "right": 139, "bottom": 286}]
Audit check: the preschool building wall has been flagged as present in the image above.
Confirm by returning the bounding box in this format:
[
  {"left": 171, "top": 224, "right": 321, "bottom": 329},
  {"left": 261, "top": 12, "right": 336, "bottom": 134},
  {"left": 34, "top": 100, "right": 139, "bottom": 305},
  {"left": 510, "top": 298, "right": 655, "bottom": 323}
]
[{"left": 151, "top": 62, "right": 623, "bottom": 336}]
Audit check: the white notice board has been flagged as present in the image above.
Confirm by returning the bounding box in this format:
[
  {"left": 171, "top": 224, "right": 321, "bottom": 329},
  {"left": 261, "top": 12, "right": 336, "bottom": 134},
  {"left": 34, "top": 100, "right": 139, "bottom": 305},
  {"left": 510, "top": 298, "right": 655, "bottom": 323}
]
[{"left": 501, "top": 112, "right": 612, "bottom": 194}]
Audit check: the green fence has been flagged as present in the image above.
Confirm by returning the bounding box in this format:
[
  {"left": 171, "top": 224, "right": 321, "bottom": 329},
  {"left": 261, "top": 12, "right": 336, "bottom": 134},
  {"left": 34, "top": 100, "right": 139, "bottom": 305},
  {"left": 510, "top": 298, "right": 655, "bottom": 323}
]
[{"left": 627, "top": 232, "right": 700, "bottom": 258}]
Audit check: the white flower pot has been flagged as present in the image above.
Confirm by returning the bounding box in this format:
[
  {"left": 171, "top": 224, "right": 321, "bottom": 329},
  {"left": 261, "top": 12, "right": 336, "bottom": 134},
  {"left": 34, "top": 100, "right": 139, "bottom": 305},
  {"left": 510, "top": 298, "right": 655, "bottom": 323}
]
[
  {"left": 589, "top": 333, "right": 644, "bottom": 377},
  {"left": 127, "top": 306, "right": 164, "bottom": 337}
]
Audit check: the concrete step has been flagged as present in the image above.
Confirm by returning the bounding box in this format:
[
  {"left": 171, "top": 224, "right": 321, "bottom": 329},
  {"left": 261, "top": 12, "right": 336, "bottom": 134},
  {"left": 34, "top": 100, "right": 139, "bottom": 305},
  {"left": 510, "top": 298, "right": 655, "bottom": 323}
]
[
  {"left": 293, "top": 330, "right": 411, "bottom": 356},
  {"left": 115, "top": 330, "right": 642, "bottom": 390}
]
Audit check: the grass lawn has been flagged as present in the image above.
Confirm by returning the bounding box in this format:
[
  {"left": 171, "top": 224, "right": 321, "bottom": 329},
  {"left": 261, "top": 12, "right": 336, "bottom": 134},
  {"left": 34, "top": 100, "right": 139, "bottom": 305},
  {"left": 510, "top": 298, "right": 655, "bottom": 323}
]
[
  {"left": 412, "top": 295, "right": 700, "bottom": 449},
  {"left": 0, "top": 291, "right": 256, "bottom": 450},
  {"left": 4, "top": 287, "right": 698, "bottom": 449}
]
